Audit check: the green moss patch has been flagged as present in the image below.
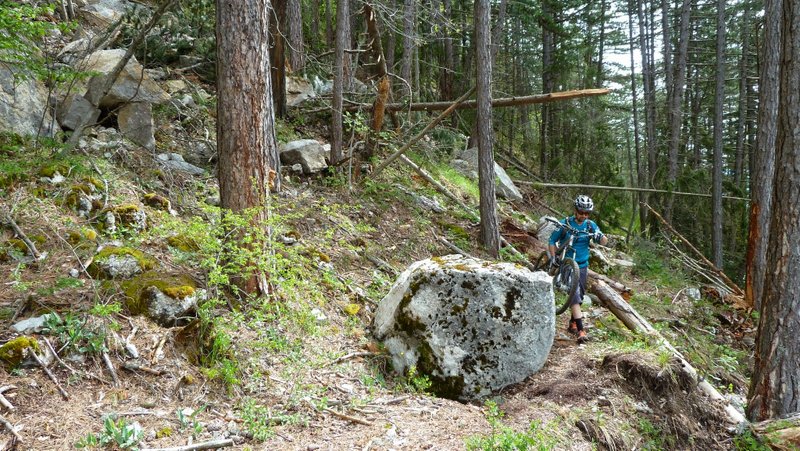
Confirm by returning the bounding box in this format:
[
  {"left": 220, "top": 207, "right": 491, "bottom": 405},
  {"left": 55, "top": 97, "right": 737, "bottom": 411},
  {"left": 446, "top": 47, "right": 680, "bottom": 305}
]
[
  {"left": 87, "top": 246, "right": 157, "bottom": 279},
  {"left": 143, "top": 193, "right": 172, "bottom": 211},
  {"left": 167, "top": 234, "right": 200, "bottom": 252},
  {"left": 120, "top": 271, "right": 197, "bottom": 314},
  {"left": 0, "top": 336, "right": 40, "bottom": 369}
]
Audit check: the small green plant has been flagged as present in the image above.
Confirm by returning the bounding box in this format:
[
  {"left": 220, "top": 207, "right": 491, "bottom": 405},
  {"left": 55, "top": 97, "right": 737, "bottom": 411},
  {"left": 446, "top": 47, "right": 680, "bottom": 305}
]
[
  {"left": 44, "top": 312, "right": 106, "bottom": 355},
  {"left": 465, "top": 400, "right": 559, "bottom": 450},
  {"left": 733, "top": 430, "right": 771, "bottom": 450},
  {"left": 177, "top": 405, "right": 206, "bottom": 438},
  {"left": 89, "top": 301, "right": 122, "bottom": 317},
  {"left": 404, "top": 365, "right": 432, "bottom": 393},
  {"left": 76, "top": 417, "right": 143, "bottom": 449}
]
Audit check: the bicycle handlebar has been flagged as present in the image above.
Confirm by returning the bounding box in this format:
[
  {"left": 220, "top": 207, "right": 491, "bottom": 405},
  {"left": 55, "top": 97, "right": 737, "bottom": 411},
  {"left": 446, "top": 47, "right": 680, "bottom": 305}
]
[{"left": 544, "top": 217, "right": 592, "bottom": 236}]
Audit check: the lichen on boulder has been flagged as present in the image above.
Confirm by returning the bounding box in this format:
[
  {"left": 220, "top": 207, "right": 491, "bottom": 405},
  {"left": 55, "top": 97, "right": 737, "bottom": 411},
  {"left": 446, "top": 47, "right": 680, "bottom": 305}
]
[
  {"left": 373, "top": 254, "right": 555, "bottom": 401},
  {"left": 87, "top": 245, "right": 156, "bottom": 279},
  {"left": 120, "top": 271, "right": 203, "bottom": 326}
]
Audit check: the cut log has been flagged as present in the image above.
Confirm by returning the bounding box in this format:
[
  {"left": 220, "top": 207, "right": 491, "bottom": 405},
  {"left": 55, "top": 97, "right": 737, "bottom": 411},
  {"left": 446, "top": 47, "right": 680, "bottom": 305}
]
[{"left": 591, "top": 279, "right": 746, "bottom": 428}]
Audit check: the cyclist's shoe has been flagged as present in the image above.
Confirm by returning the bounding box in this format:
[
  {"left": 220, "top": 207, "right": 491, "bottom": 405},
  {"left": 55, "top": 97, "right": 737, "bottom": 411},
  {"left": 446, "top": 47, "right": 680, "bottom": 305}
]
[
  {"left": 567, "top": 319, "right": 578, "bottom": 336},
  {"left": 576, "top": 329, "right": 588, "bottom": 344}
]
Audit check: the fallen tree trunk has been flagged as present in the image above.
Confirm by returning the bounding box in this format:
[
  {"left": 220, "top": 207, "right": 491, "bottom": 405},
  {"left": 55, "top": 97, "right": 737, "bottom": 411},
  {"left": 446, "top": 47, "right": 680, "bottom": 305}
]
[
  {"left": 345, "top": 88, "right": 610, "bottom": 112},
  {"left": 591, "top": 279, "right": 746, "bottom": 428},
  {"left": 750, "top": 412, "right": 800, "bottom": 450},
  {"left": 517, "top": 181, "right": 750, "bottom": 202}
]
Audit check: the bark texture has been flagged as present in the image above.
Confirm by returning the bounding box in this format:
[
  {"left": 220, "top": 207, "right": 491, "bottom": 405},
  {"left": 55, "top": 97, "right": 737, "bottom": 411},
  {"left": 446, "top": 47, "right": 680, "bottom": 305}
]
[
  {"left": 747, "top": 0, "right": 800, "bottom": 421},
  {"left": 474, "top": 0, "right": 499, "bottom": 257}
]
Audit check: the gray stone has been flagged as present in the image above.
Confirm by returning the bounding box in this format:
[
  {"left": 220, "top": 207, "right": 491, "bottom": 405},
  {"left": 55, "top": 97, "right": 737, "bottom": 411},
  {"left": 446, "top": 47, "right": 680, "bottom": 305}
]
[
  {"left": 183, "top": 141, "right": 216, "bottom": 166},
  {"left": 80, "top": 0, "right": 134, "bottom": 27},
  {"left": 373, "top": 254, "right": 555, "bottom": 401},
  {"left": 82, "top": 49, "right": 170, "bottom": 108},
  {"left": 143, "top": 286, "right": 203, "bottom": 327},
  {"left": 58, "top": 94, "right": 101, "bottom": 131},
  {"left": 10, "top": 314, "right": 58, "bottom": 334},
  {"left": 0, "top": 66, "right": 59, "bottom": 137},
  {"left": 157, "top": 153, "right": 205, "bottom": 175},
  {"left": 279, "top": 139, "right": 328, "bottom": 174},
  {"left": 118, "top": 102, "right": 156, "bottom": 150},
  {"left": 452, "top": 148, "right": 523, "bottom": 202},
  {"left": 286, "top": 75, "right": 314, "bottom": 107},
  {"left": 686, "top": 287, "right": 702, "bottom": 301}
]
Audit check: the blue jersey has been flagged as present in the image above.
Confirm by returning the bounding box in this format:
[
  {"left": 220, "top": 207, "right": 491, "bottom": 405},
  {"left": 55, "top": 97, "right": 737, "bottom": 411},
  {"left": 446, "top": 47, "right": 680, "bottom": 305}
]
[{"left": 548, "top": 216, "right": 601, "bottom": 268}]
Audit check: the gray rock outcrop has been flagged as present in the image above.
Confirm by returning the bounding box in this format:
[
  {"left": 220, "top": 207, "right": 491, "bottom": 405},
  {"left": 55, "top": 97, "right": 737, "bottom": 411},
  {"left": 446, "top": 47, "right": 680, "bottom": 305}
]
[
  {"left": 118, "top": 102, "right": 156, "bottom": 150},
  {"left": 373, "top": 254, "right": 555, "bottom": 401},
  {"left": 280, "top": 139, "right": 328, "bottom": 174},
  {"left": 451, "top": 148, "right": 523, "bottom": 202},
  {"left": 0, "top": 66, "right": 58, "bottom": 137},
  {"left": 81, "top": 49, "right": 170, "bottom": 108}
]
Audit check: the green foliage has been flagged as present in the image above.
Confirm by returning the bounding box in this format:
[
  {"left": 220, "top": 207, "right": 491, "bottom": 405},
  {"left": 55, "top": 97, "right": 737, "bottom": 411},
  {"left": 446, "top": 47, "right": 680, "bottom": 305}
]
[
  {"left": 75, "top": 417, "right": 143, "bottom": 449},
  {"left": 636, "top": 417, "right": 673, "bottom": 450},
  {"left": 732, "top": 430, "right": 771, "bottom": 451},
  {"left": 44, "top": 312, "right": 107, "bottom": 355},
  {"left": 630, "top": 239, "right": 687, "bottom": 288},
  {"left": 176, "top": 406, "right": 206, "bottom": 438},
  {"left": 238, "top": 398, "right": 305, "bottom": 441},
  {"left": 465, "top": 400, "right": 560, "bottom": 450}
]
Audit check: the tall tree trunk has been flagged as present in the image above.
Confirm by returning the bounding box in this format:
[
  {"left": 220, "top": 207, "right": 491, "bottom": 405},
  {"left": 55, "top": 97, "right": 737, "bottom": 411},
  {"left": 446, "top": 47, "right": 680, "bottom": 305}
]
[
  {"left": 325, "top": 0, "right": 333, "bottom": 48},
  {"left": 385, "top": 0, "right": 396, "bottom": 80},
  {"left": 661, "top": 0, "right": 672, "bottom": 101},
  {"left": 734, "top": 4, "right": 752, "bottom": 191},
  {"left": 331, "top": 0, "right": 350, "bottom": 164},
  {"left": 474, "top": 0, "right": 499, "bottom": 257},
  {"left": 269, "top": 0, "right": 287, "bottom": 118},
  {"left": 744, "top": 0, "right": 780, "bottom": 311},
  {"left": 628, "top": 0, "right": 645, "bottom": 232},
  {"left": 637, "top": 0, "right": 657, "bottom": 196},
  {"left": 310, "top": 0, "right": 320, "bottom": 52},
  {"left": 444, "top": 0, "right": 455, "bottom": 102},
  {"left": 747, "top": 0, "right": 800, "bottom": 420},
  {"left": 216, "top": 0, "right": 279, "bottom": 294},
  {"left": 286, "top": 0, "right": 304, "bottom": 72},
  {"left": 540, "top": 0, "right": 556, "bottom": 177},
  {"left": 664, "top": 0, "right": 690, "bottom": 225},
  {"left": 595, "top": 0, "right": 607, "bottom": 86},
  {"left": 467, "top": 0, "right": 507, "bottom": 150},
  {"left": 401, "top": 0, "right": 415, "bottom": 100},
  {"left": 711, "top": 0, "right": 726, "bottom": 268}
]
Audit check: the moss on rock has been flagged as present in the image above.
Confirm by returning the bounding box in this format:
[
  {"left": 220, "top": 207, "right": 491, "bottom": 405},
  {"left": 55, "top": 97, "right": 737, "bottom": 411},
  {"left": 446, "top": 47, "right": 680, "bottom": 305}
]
[
  {"left": 120, "top": 271, "right": 197, "bottom": 314},
  {"left": 167, "top": 234, "right": 200, "bottom": 252},
  {"left": 143, "top": 192, "right": 171, "bottom": 211},
  {"left": 87, "top": 246, "right": 157, "bottom": 279},
  {"left": 0, "top": 336, "right": 40, "bottom": 369}
]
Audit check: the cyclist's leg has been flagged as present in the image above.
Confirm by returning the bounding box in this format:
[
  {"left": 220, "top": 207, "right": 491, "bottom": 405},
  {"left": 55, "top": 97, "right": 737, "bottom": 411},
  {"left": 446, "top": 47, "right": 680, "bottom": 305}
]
[{"left": 570, "top": 267, "right": 589, "bottom": 342}]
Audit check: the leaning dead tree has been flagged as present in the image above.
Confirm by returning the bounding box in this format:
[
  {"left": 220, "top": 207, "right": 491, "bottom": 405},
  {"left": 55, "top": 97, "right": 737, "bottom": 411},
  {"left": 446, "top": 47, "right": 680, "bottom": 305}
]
[
  {"left": 345, "top": 88, "right": 610, "bottom": 112},
  {"left": 591, "top": 280, "right": 747, "bottom": 428}
]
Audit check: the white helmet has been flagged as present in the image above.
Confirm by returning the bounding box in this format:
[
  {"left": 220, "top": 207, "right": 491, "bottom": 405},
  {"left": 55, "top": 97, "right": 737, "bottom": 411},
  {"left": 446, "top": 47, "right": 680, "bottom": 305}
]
[{"left": 574, "top": 195, "right": 594, "bottom": 212}]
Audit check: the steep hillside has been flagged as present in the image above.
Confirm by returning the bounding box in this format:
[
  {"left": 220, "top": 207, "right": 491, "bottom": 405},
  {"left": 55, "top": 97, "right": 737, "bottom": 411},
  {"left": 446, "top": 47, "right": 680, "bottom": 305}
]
[{"left": 0, "top": 129, "right": 757, "bottom": 450}]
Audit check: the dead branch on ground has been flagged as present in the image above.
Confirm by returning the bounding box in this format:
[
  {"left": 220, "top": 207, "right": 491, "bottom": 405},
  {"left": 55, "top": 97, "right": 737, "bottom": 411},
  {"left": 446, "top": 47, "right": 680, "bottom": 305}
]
[
  {"left": 30, "top": 351, "right": 69, "bottom": 400},
  {"left": 0, "top": 413, "right": 22, "bottom": 443}
]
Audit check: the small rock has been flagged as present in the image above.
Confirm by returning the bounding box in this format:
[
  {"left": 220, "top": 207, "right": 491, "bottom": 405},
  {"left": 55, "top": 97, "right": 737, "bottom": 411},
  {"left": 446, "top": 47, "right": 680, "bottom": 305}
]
[
  {"left": 310, "top": 308, "right": 327, "bottom": 323},
  {"left": 11, "top": 314, "right": 57, "bottom": 334},
  {"left": 69, "top": 268, "right": 80, "bottom": 278}
]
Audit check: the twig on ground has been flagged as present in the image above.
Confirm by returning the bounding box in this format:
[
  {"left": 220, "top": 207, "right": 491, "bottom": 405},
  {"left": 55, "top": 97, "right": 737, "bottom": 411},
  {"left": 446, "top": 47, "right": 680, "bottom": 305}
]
[
  {"left": 138, "top": 438, "right": 234, "bottom": 451},
  {"left": 152, "top": 334, "right": 167, "bottom": 365},
  {"left": 1, "top": 212, "right": 43, "bottom": 260},
  {"left": 0, "top": 386, "right": 16, "bottom": 411},
  {"left": 30, "top": 351, "right": 69, "bottom": 400},
  {"left": 122, "top": 361, "right": 164, "bottom": 376},
  {"left": 323, "top": 407, "right": 374, "bottom": 426},
  {"left": 0, "top": 413, "right": 23, "bottom": 443},
  {"left": 102, "top": 351, "right": 120, "bottom": 386},
  {"left": 325, "top": 351, "right": 376, "bottom": 368}
]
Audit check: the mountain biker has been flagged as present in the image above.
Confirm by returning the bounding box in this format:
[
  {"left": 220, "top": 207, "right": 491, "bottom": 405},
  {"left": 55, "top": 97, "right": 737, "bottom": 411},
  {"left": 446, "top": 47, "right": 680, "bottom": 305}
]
[{"left": 548, "top": 195, "right": 608, "bottom": 343}]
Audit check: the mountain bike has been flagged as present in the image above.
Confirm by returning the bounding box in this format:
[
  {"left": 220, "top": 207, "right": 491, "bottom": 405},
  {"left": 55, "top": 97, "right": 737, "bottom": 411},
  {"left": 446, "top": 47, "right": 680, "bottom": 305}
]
[{"left": 533, "top": 217, "right": 587, "bottom": 315}]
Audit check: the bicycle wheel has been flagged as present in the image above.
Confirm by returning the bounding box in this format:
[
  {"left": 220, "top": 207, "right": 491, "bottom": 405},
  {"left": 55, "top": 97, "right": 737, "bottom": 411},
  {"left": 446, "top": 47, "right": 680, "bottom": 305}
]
[
  {"left": 553, "top": 258, "right": 580, "bottom": 315},
  {"left": 533, "top": 251, "right": 550, "bottom": 273}
]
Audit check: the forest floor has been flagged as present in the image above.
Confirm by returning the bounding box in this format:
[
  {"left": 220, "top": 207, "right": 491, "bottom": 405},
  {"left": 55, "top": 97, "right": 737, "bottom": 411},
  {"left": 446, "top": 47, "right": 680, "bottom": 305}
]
[{"left": 0, "top": 140, "right": 756, "bottom": 450}]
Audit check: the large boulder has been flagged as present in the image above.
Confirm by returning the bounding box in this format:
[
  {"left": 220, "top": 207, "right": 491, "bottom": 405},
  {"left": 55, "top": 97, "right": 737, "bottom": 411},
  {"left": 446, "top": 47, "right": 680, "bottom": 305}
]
[
  {"left": 118, "top": 102, "right": 155, "bottom": 150},
  {"left": 452, "top": 148, "right": 523, "bottom": 202},
  {"left": 373, "top": 254, "right": 555, "bottom": 401},
  {"left": 0, "top": 66, "right": 58, "bottom": 137},
  {"left": 81, "top": 49, "right": 170, "bottom": 108},
  {"left": 280, "top": 139, "right": 328, "bottom": 174}
]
